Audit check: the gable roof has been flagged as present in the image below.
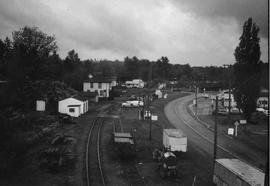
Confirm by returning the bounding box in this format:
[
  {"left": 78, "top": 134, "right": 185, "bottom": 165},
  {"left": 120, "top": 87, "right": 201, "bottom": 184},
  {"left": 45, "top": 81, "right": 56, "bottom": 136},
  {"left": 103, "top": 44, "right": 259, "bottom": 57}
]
[
  {"left": 73, "top": 95, "right": 88, "bottom": 101},
  {"left": 84, "top": 75, "right": 113, "bottom": 83}
]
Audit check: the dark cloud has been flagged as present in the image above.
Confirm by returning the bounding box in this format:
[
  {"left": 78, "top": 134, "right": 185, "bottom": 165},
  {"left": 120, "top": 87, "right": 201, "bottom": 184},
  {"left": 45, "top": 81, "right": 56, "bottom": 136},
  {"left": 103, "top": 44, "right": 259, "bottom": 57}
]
[
  {"left": 0, "top": 0, "right": 267, "bottom": 65},
  {"left": 171, "top": 0, "right": 268, "bottom": 38},
  {"left": 0, "top": 0, "right": 154, "bottom": 58}
]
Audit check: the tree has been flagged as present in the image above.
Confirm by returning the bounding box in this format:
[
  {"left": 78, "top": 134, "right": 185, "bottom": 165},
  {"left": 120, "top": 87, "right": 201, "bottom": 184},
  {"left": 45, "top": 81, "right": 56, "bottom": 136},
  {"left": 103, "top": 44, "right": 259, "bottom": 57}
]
[
  {"left": 8, "top": 26, "right": 58, "bottom": 81},
  {"left": 233, "top": 18, "right": 261, "bottom": 120},
  {"left": 12, "top": 26, "right": 57, "bottom": 58}
]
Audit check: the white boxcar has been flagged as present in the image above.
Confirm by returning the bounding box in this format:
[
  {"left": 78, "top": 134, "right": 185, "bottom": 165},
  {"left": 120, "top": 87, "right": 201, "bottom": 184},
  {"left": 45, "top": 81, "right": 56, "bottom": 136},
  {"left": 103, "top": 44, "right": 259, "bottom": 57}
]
[
  {"left": 213, "top": 159, "right": 264, "bottom": 186},
  {"left": 163, "top": 129, "right": 187, "bottom": 152}
]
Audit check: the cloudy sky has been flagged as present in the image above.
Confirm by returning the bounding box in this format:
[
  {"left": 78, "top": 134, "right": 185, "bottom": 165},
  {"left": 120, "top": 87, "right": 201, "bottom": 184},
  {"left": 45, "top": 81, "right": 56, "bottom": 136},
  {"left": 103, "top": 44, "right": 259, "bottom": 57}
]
[{"left": 0, "top": 0, "right": 268, "bottom": 66}]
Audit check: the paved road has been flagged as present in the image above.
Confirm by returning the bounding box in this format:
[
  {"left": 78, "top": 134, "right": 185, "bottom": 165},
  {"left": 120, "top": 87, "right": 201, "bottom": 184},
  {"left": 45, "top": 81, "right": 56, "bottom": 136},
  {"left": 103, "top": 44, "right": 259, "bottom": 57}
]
[{"left": 164, "top": 94, "right": 267, "bottom": 172}]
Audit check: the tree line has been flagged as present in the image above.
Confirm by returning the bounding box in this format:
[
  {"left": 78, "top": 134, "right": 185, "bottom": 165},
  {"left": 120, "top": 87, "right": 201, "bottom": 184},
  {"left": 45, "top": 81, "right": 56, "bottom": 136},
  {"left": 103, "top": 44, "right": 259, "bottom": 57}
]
[{"left": 0, "top": 25, "right": 268, "bottom": 112}]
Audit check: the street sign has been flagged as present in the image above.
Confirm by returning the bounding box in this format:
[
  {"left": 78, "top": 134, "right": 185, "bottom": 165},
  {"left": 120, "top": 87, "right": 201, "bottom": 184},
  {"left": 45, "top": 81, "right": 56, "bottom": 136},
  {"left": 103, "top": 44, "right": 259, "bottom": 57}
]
[
  {"left": 234, "top": 121, "right": 239, "bottom": 126},
  {"left": 240, "top": 120, "right": 247, "bottom": 124},
  {"left": 228, "top": 128, "right": 234, "bottom": 135},
  {"left": 151, "top": 115, "right": 158, "bottom": 121}
]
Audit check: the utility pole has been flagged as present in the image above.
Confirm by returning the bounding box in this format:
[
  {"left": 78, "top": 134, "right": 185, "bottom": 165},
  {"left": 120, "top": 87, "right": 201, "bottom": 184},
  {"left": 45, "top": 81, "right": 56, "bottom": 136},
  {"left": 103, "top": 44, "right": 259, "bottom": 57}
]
[
  {"left": 213, "top": 95, "right": 218, "bottom": 161},
  {"left": 195, "top": 84, "right": 198, "bottom": 108},
  {"left": 228, "top": 64, "right": 232, "bottom": 125},
  {"left": 224, "top": 64, "right": 232, "bottom": 125},
  {"left": 147, "top": 94, "right": 152, "bottom": 141}
]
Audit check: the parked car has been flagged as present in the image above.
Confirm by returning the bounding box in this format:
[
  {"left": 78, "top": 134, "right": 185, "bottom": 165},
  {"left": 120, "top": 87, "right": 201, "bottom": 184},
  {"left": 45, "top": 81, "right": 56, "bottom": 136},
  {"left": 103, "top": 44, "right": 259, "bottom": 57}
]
[
  {"left": 217, "top": 107, "right": 228, "bottom": 115},
  {"left": 230, "top": 107, "right": 242, "bottom": 115},
  {"left": 121, "top": 100, "right": 144, "bottom": 108},
  {"left": 202, "top": 94, "right": 209, "bottom": 98},
  {"left": 256, "top": 107, "right": 269, "bottom": 116}
]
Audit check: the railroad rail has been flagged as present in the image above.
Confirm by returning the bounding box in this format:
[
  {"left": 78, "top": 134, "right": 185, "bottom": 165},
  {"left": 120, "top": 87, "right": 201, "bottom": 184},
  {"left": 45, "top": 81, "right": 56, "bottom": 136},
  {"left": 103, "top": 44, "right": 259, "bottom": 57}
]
[
  {"left": 86, "top": 117, "right": 106, "bottom": 186},
  {"left": 121, "top": 160, "right": 146, "bottom": 186},
  {"left": 113, "top": 116, "right": 146, "bottom": 186}
]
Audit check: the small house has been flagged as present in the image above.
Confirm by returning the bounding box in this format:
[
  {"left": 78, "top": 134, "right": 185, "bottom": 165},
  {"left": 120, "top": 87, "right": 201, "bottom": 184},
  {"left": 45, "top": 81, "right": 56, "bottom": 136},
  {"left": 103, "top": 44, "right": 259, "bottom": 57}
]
[
  {"left": 58, "top": 97, "right": 88, "bottom": 117},
  {"left": 36, "top": 100, "right": 46, "bottom": 111},
  {"left": 155, "top": 89, "right": 163, "bottom": 99}
]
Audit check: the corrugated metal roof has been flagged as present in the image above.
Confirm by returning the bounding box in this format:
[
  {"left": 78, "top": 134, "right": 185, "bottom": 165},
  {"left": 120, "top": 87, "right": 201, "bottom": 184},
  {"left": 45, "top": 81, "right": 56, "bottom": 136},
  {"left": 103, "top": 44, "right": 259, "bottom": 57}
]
[
  {"left": 114, "top": 132, "right": 132, "bottom": 138},
  {"left": 216, "top": 159, "right": 264, "bottom": 186},
  {"left": 114, "top": 137, "right": 134, "bottom": 144},
  {"left": 164, "top": 129, "right": 187, "bottom": 138}
]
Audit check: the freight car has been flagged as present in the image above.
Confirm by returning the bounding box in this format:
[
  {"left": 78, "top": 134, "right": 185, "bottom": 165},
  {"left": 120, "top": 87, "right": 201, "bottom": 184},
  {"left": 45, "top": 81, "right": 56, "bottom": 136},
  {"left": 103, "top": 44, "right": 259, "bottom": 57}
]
[{"left": 113, "top": 132, "right": 136, "bottom": 159}]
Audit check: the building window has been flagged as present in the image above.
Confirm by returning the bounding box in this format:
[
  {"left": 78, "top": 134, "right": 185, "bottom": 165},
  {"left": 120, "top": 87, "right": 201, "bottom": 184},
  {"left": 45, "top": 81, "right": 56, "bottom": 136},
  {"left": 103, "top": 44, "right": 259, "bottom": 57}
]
[
  {"left": 90, "top": 83, "right": 94, "bottom": 88},
  {"left": 98, "top": 83, "right": 102, "bottom": 89},
  {"left": 69, "top": 108, "right": 75, "bottom": 112}
]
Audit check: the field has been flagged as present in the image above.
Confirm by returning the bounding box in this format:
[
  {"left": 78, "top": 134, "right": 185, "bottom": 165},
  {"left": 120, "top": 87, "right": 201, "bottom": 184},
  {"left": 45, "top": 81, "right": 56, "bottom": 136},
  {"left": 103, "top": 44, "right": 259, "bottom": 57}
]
[{"left": 0, "top": 90, "right": 213, "bottom": 186}]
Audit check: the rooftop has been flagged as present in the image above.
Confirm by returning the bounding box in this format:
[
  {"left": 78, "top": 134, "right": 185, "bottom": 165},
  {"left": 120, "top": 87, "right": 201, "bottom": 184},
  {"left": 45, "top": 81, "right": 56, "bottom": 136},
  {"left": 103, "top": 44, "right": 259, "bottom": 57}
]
[{"left": 216, "top": 159, "right": 264, "bottom": 186}]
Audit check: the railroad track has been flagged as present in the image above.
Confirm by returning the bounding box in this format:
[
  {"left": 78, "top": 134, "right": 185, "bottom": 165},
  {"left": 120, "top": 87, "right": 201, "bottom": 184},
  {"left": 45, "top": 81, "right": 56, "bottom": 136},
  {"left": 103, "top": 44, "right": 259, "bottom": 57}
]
[
  {"left": 86, "top": 117, "right": 106, "bottom": 186},
  {"left": 114, "top": 113, "right": 146, "bottom": 186},
  {"left": 121, "top": 160, "right": 146, "bottom": 186}
]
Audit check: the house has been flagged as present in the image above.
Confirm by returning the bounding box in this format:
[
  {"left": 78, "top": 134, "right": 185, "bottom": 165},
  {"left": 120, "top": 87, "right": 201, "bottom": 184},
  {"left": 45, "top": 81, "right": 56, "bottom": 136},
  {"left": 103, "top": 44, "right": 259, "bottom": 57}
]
[
  {"left": 222, "top": 90, "right": 237, "bottom": 108},
  {"left": 83, "top": 76, "right": 112, "bottom": 99},
  {"left": 125, "top": 79, "right": 144, "bottom": 88},
  {"left": 257, "top": 87, "right": 268, "bottom": 109},
  {"left": 155, "top": 89, "right": 163, "bottom": 99},
  {"left": 80, "top": 91, "right": 98, "bottom": 103},
  {"left": 109, "top": 76, "right": 117, "bottom": 88},
  {"left": 58, "top": 97, "right": 88, "bottom": 117}
]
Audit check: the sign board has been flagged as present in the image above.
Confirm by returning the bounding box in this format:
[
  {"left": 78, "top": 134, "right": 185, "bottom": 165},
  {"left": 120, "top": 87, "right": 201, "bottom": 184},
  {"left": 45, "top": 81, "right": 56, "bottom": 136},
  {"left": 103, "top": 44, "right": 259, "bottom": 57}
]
[
  {"left": 164, "top": 93, "right": 168, "bottom": 99},
  {"left": 234, "top": 121, "right": 239, "bottom": 126},
  {"left": 228, "top": 128, "right": 234, "bottom": 135},
  {"left": 151, "top": 115, "right": 158, "bottom": 121},
  {"left": 239, "top": 120, "right": 247, "bottom": 124},
  {"left": 144, "top": 110, "right": 151, "bottom": 119},
  {"left": 193, "top": 99, "right": 196, "bottom": 105}
]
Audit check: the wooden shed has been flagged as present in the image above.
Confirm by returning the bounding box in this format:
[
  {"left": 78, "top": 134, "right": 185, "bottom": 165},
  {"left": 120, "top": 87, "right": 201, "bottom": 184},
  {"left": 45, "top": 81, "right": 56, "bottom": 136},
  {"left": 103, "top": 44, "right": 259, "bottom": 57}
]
[{"left": 58, "top": 97, "right": 88, "bottom": 117}]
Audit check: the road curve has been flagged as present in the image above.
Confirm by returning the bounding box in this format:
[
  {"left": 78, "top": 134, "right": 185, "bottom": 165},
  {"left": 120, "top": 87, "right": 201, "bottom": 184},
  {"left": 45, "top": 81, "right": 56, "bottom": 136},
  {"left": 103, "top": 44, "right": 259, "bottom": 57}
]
[{"left": 164, "top": 94, "right": 267, "bottom": 170}]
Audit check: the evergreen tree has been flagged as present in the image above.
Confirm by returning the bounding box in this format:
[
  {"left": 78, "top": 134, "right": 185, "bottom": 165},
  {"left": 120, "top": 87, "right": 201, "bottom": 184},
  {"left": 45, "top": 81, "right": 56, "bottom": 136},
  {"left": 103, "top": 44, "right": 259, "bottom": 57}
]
[{"left": 233, "top": 18, "right": 261, "bottom": 120}]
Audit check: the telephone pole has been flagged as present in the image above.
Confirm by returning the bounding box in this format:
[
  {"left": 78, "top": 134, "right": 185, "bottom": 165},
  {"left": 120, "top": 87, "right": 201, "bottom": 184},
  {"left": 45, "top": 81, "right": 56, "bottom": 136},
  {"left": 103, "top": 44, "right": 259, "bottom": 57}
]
[
  {"left": 213, "top": 96, "right": 218, "bottom": 162},
  {"left": 224, "top": 64, "right": 232, "bottom": 125}
]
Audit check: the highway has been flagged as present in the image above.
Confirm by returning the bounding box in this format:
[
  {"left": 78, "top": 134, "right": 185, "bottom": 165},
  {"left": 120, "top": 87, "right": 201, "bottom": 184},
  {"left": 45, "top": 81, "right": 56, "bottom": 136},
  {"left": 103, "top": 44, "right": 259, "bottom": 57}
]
[{"left": 164, "top": 94, "right": 267, "bottom": 176}]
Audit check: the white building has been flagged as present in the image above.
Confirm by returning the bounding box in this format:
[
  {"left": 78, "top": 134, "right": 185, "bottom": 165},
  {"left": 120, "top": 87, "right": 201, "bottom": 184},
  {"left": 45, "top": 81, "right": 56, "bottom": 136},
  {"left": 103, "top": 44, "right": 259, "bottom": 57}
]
[
  {"left": 83, "top": 77, "right": 112, "bottom": 98},
  {"left": 222, "top": 90, "right": 237, "bottom": 108},
  {"left": 155, "top": 89, "right": 163, "bottom": 99},
  {"left": 58, "top": 97, "right": 88, "bottom": 117},
  {"left": 109, "top": 76, "right": 117, "bottom": 88},
  {"left": 36, "top": 100, "right": 46, "bottom": 111},
  {"left": 257, "top": 87, "right": 268, "bottom": 109},
  {"left": 125, "top": 79, "right": 144, "bottom": 88}
]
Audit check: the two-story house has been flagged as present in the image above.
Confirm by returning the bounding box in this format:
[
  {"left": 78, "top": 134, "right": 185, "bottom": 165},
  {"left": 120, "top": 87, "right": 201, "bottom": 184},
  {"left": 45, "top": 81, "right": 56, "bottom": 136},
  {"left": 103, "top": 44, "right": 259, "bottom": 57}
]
[{"left": 83, "top": 76, "right": 112, "bottom": 99}]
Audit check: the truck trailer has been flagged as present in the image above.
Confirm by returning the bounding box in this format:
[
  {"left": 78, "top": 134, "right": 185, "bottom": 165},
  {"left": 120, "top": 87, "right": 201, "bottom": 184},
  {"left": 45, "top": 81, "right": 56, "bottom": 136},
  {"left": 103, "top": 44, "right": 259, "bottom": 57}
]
[
  {"left": 163, "top": 129, "right": 187, "bottom": 152},
  {"left": 213, "top": 158, "right": 264, "bottom": 186}
]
